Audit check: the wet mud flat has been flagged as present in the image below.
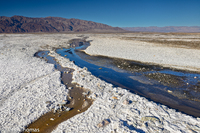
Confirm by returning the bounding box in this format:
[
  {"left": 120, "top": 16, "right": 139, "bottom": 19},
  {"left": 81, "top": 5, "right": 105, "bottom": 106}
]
[
  {"left": 56, "top": 38, "right": 200, "bottom": 117},
  {"left": 23, "top": 50, "right": 92, "bottom": 133}
]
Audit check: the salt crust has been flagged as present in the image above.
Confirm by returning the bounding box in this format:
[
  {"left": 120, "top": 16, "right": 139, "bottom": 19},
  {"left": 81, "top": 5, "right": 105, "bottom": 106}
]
[
  {"left": 0, "top": 34, "right": 200, "bottom": 133},
  {"left": 0, "top": 34, "right": 76, "bottom": 132},
  {"left": 50, "top": 51, "right": 200, "bottom": 133},
  {"left": 85, "top": 35, "right": 200, "bottom": 72}
]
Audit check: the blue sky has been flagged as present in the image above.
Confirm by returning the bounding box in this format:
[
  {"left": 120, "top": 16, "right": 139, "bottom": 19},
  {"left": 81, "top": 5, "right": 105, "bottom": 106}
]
[{"left": 0, "top": 0, "right": 199, "bottom": 27}]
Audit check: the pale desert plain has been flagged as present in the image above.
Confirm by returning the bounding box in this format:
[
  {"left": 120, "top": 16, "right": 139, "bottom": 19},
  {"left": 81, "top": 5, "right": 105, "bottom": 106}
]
[{"left": 0, "top": 33, "right": 200, "bottom": 133}]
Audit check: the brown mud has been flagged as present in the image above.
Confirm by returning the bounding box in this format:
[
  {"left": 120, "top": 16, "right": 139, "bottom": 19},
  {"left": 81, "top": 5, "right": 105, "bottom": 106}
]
[{"left": 23, "top": 50, "right": 93, "bottom": 133}]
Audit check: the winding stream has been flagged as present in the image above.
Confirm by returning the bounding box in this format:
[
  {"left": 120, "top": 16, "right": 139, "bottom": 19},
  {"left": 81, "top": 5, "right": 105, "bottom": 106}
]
[
  {"left": 24, "top": 50, "right": 92, "bottom": 133},
  {"left": 26, "top": 38, "right": 200, "bottom": 132},
  {"left": 56, "top": 38, "right": 200, "bottom": 117}
]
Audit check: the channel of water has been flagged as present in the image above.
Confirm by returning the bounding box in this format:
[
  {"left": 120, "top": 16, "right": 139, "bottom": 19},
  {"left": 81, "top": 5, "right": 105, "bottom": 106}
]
[
  {"left": 23, "top": 50, "right": 93, "bottom": 133},
  {"left": 25, "top": 38, "right": 200, "bottom": 132},
  {"left": 56, "top": 38, "right": 200, "bottom": 117}
]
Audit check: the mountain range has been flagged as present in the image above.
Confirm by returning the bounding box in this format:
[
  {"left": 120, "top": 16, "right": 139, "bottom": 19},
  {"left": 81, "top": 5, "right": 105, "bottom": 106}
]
[
  {"left": 0, "top": 16, "right": 124, "bottom": 33},
  {"left": 1, "top": 16, "right": 199, "bottom": 33}
]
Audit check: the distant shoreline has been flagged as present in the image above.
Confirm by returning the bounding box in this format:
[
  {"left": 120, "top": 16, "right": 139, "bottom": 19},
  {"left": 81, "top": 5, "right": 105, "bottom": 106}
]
[{"left": 122, "top": 26, "right": 200, "bottom": 33}]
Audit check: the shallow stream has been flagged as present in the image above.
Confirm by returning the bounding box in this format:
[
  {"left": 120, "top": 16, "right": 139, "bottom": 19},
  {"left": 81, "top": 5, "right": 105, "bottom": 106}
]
[
  {"left": 24, "top": 49, "right": 92, "bottom": 133},
  {"left": 55, "top": 38, "right": 200, "bottom": 117}
]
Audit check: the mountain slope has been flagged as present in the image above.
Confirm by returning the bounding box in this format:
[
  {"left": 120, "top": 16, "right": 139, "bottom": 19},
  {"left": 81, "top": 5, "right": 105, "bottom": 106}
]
[{"left": 0, "top": 16, "right": 125, "bottom": 33}]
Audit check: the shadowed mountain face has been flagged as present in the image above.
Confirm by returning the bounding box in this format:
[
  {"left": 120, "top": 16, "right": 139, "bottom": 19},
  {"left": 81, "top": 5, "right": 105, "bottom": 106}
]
[
  {"left": 0, "top": 16, "right": 124, "bottom": 33},
  {"left": 122, "top": 26, "right": 200, "bottom": 33}
]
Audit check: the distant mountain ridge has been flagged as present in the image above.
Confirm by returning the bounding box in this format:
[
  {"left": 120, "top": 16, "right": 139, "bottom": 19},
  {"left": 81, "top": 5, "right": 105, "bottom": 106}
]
[
  {"left": 0, "top": 16, "right": 125, "bottom": 33},
  {"left": 122, "top": 26, "right": 200, "bottom": 33}
]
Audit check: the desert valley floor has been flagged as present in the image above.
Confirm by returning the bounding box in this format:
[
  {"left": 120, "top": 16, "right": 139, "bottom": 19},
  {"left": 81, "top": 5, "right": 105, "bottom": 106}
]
[{"left": 0, "top": 33, "right": 200, "bottom": 133}]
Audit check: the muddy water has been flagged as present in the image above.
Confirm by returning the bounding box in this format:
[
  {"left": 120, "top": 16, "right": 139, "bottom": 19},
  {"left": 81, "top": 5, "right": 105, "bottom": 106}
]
[
  {"left": 23, "top": 51, "right": 92, "bottom": 133},
  {"left": 55, "top": 39, "right": 200, "bottom": 117}
]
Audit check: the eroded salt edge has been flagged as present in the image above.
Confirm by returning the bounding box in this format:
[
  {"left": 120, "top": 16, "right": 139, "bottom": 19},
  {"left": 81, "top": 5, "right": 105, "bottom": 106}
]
[{"left": 50, "top": 51, "right": 200, "bottom": 133}]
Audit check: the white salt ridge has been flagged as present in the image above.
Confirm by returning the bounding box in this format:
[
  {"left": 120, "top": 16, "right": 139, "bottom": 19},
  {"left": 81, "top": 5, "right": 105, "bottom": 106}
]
[{"left": 84, "top": 36, "right": 200, "bottom": 72}]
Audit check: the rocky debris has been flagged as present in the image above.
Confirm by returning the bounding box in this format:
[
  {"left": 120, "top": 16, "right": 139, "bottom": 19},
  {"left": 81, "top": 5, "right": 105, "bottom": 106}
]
[
  {"left": 83, "top": 67, "right": 88, "bottom": 71},
  {"left": 82, "top": 91, "right": 89, "bottom": 96},
  {"left": 59, "top": 100, "right": 68, "bottom": 105},
  {"left": 111, "top": 104, "right": 116, "bottom": 109},
  {"left": 82, "top": 101, "right": 89, "bottom": 109},
  {"left": 141, "top": 116, "right": 160, "bottom": 123},
  {"left": 71, "top": 99, "right": 75, "bottom": 105},
  {"left": 167, "top": 90, "right": 173, "bottom": 93},
  {"left": 97, "top": 119, "right": 110, "bottom": 128},
  {"left": 88, "top": 93, "right": 98, "bottom": 99},
  {"left": 123, "top": 99, "right": 131, "bottom": 105},
  {"left": 51, "top": 100, "right": 69, "bottom": 113},
  {"left": 145, "top": 72, "right": 185, "bottom": 87},
  {"left": 50, "top": 118, "right": 54, "bottom": 121},
  {"left": 68, "top": 87, "right": 73, "bottom": 90},
  {"left": 64, "top": 71, "right": 69, "bottom": 73},
  {"left": 63, "top": 106, "right": 71, "bottom": 112},
  {"left": 68, "top": 96, "right": 72, "bottom": 100},
  {"left": 45, "top": 101, "right": 52, "bottom": 104}
]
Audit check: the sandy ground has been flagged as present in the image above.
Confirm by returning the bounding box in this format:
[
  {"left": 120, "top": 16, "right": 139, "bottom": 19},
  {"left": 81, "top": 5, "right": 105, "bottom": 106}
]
[{"left": 0, "top": 33, "right": 200, "bottom": 133}]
